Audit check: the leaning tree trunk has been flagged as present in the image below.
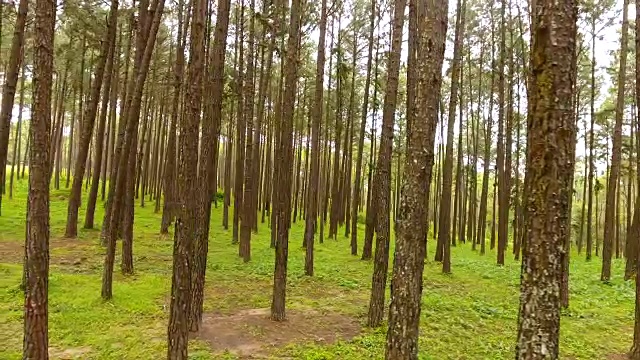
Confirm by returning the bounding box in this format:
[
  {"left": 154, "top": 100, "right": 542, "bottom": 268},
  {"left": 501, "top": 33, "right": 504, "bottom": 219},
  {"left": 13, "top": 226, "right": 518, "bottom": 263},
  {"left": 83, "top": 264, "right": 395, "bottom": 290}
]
[
  {"left": 65, "top": 0, "right": 119, "bottom": 238},
  {"left": 0, "top": 0, "right": 28, "bottom": 215},
  {"left": 102, "top": 0, "right": 165, "bottom": 300},
  {"left": 84, "top": 31, "right": 118, "bottom": 229}
]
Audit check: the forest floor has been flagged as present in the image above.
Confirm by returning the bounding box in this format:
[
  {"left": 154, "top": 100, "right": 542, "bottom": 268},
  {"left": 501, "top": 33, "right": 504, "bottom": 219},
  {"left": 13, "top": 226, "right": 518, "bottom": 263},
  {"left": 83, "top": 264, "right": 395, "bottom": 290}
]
[{"left": 0, "top": 177, "right": 636, "bottom": 359}]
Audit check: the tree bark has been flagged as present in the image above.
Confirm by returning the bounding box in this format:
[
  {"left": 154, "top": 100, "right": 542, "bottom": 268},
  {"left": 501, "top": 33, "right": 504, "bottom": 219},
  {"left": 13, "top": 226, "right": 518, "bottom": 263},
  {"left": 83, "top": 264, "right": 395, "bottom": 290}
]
[
  {"left": 65, "top": 0, "right": 119, "bottom": 238},
  {"left": 270, "top": 0, "right": 302, "bottom": 322},
  {"left": 189, "top": 0, "right": 231, "bottom": 331},
  {"left": 23, "top": 0, "right": 54, "bottom": 355},
  {"left": 436, "top": 0, "right": 465, "bottom": 273},
  {"left": 84, "top": 30, "right": 118, "bottom": 229},
  {"left": 367, "top": 0, "right": 407, "bottom": 327},
  {"left": 602, "top": 0, "right": 629, "bottom": 282},
  {"left": 167, "top": 0, "right": 205, "bottom": 354},
  {"left": 515, "top": 0, "right": 577, "bottom": 357},
  {"left": 161, "top": 0, "right": 186, "bottom": 234},
  {"left": 0, "top": 0, "right": 28, "bottom": 214},
  {"left": 385, "top": 0, "right": 447, "bottom": 356}
]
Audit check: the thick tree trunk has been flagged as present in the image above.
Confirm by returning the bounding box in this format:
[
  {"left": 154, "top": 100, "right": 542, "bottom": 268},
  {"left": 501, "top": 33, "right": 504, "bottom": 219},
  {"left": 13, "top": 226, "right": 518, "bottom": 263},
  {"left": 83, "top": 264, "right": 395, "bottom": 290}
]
[
  {"left": 189, "top": 0, "right": 231, "bottom": 332},
  {"left": 270, "top": 0, "right": 302, "bottom": 322},
  {"left": 515, "top": 0, "right": 577, "bottom": 357},
  {"left": 167, "top": 0, "right": 205, "bottom": 353},
  {"left": 23, "top": 0, "right": 54, "bottom": 355},
  {"left": 386, "top": 0, "right": 447, "bottom": 355}
]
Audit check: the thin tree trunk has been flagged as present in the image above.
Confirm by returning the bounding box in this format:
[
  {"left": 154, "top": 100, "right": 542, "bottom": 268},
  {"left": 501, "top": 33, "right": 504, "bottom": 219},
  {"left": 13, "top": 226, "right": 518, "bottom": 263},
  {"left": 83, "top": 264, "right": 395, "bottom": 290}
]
[
  {"left": 0, "top": 0, "right": 28, "bottom": 213},
  {"left": 65, "top": 0, "right": 119, "bottom": 238},
  {"left": 9, "top": 61, "right": 26, "bottom": 199},
  {"left": 602, "top": 0, "right": 629, "bottom": 281},
  {"left": 367, "top": 0, "right": 406, "bottom": 327},
  {"left": 161, "top": 1, "right": 185, "bottom": 234},
  {"left": 85, "top": 31, "right": 117, "bottom": 229},
  {"left": 436, "top": 0, "right": 465, "bottom": 273}
]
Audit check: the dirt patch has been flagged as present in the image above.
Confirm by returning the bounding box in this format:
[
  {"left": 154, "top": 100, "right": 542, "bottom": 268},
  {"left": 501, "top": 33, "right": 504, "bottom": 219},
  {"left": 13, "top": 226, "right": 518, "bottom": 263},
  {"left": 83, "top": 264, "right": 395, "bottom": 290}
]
[
  {"left": 197, "top": 308, "right": 361, "bottom": 359},
  {"left": 50, "top": 346, "right": 92, "bottom": 359},
  {"left": 0, "top": 238, "right": 95, "bottom": 269},
  {"left": 607, "top": 354, "right": 629, "bottom": 360},
  {"left": 0, "top": 241, "right": 22, "bottom": 262}
]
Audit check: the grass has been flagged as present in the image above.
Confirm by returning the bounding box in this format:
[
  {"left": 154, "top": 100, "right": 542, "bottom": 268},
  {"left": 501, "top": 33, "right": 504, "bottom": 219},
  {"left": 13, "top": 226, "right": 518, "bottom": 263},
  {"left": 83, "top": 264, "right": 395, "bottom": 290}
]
[{"left": 0, "top": 174, "right": 636, "bottom": 359}]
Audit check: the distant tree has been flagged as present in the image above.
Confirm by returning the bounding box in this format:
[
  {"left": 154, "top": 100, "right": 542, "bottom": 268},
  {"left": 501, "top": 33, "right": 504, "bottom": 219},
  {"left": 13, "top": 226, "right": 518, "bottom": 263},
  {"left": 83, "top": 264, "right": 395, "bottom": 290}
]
[{"left": 0, "top": 0, "right": 28, "bottom": 214}]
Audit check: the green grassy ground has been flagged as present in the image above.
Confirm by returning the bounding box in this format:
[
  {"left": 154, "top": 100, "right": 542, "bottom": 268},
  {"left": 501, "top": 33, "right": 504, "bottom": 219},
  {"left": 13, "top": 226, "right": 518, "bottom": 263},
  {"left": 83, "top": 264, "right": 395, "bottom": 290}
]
[{"left": 0, "top": 175, "right": 635, "bottom": 359}]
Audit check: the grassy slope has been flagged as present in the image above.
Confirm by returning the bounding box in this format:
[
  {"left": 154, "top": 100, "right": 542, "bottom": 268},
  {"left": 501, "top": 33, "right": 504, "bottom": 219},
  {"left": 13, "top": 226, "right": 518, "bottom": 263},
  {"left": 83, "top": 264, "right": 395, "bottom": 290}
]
[{"left": 0, "top": 176, "right": 635, "bottom": 359}]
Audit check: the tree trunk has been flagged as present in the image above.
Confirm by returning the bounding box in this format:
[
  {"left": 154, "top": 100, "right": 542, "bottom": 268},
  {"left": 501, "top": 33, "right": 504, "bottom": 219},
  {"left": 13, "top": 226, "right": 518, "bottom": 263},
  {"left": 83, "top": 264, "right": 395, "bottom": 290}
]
[
  {"left": 23, "top": 0, "right": 54, "bottom": 354},
  {"left": 167, "top": 0, "right": 205, "bottom": 353},
  {"left": 367, "top": 0, "right": 406, "bottom": 327},
  {"left": 161, "top": 1, "right": 186, "bottom": 234},
  {"left": 586, "top": 23, "right": 596, "bottom": 262},
  {"left": 240, "top": 0, "right": 256, "bottom": 261},
  {"left": 232, "top": 2, "right": 246, "bottom": 245},
  {"left": 9, "top": 62, "right": 26, "bottom": 199},
  {"left": 351, "top": 0, "right": 375, "bottom": 257},
  {"left": 102, "top": 0, "right": 165, "bottom": 300},
  {"left": 515, "top": 0, "right": 577, "bottom": 357},
  {"left": 189, "top": 0, "right": 231, "bottom": 332},
  {"left": 270, "top": 0, "right": 302, "bottom": 322},
  {"left": 385, "top": 0, "right": 447, "bottom": 355},
  {"left": 0, "top": 0, "right": 28, "bottom": 213},
  {"left": 65, "top": 0, "right": 119, "bottom": 238},
  {"left": 85, "top": 31, "right": 117, "bottom": 229},
  {"left": 602, "top": 0, "right": 629, "bottom": 281},
  {"left": 496, "top": 0, "right": 508, "bottom": 266},
  {"left": 303, "top": 0, "right": 327, "bottom": 275},
  {"left": 436, "top": 0, "right": 465, "bottom": 273}
]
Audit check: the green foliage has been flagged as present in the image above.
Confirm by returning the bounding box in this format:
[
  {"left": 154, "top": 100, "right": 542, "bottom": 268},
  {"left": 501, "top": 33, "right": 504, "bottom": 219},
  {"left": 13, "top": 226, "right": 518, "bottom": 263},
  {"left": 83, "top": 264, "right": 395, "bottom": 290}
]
[{"left": 0, "top": 180, "right": 636, "bottom": 359}]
